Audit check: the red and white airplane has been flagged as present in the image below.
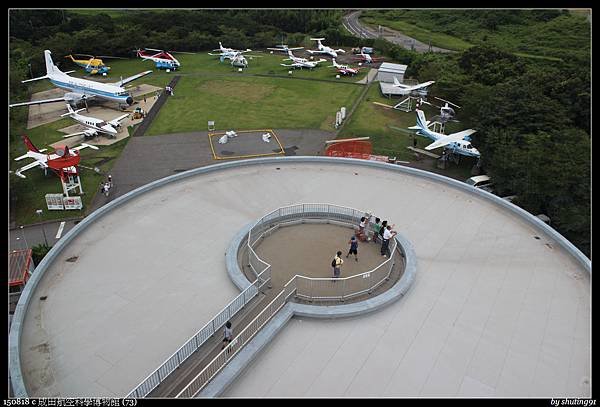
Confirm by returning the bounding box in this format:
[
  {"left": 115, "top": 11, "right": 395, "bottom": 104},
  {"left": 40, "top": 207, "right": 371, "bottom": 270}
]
[
  {"left": 136, "top": 48, "right": 188, "bottom": 70},
  {"left": 330, "top": 59, "right": 360, "bottom": 76},
  {"left": 352, "top": 50, "right": 384, "bottom": 64},
  {"left": 13, "top": 135, "right": 98, "bottom": 179}
]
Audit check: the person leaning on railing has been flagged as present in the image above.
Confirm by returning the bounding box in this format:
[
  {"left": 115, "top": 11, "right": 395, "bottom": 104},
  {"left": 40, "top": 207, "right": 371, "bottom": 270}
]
[{"left": 381, "top": 225, "right": 397, "bottom": 258}]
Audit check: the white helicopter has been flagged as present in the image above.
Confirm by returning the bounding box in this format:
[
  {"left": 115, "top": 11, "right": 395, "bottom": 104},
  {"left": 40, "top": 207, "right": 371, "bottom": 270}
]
[
  {"left": 61, "top": 104, "right": 129, "bottom": 139},
  {"left": 418, "top": 97, "right": 461, "bottom": 123},
  {"left": 280, "top": 50, "right": 326, "bottom": 69},
  {"left": 9, "top": 50, "right": 152, "bottom": 109},
  {"left": 307, "top": 38, "right": 346, "bottom": 58}
]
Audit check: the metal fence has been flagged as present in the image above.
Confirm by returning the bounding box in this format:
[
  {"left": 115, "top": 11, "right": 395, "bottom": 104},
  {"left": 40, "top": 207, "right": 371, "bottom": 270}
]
[
  {"left": 177, "top": 279, "right": 297, "bottom": 398},
  {"left": 129, "top": 203, "right": 397, "bottom": 398},
  {"left": 126, "top": 266, "right": 271, "bottom": 398},
  {"left": 293, "top": 238, "right": 397, "bottom": 302}
]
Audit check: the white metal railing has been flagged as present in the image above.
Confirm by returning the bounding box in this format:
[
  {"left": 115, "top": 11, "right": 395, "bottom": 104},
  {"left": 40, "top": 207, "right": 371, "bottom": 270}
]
[
  {"left": 293, "top": 238, "right": 397, "bottom": 302},
  {"left": 176, "top": 281, "right": 297, "bottom": 398},
  {"left": 129, "top": 204, "right": 399, "bottom": 398},
  {"left": 126, "top": 266, "right": 271, "bottom": 398}
]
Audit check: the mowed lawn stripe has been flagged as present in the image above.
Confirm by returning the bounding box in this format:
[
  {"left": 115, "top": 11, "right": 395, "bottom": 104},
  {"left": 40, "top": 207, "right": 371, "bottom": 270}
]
[{"left": 145, "top": 75, "right": 363, "bottom": 135}]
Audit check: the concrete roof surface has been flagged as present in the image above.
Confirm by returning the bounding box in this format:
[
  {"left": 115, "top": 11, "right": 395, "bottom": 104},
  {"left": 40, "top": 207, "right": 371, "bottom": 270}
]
[{"left": 18, "top": 161, "right": 590, "bottom": 397}]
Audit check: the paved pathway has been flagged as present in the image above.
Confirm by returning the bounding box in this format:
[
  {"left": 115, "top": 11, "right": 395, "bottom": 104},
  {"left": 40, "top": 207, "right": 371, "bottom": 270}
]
[{"left": 342, "top": 10, "right": 454, "bottom": 54}]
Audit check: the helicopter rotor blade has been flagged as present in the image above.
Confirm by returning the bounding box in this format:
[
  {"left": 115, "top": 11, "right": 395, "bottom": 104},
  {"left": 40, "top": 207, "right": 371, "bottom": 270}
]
[{"left": 434, "top": 96, "right": 461, "bottom": 109}]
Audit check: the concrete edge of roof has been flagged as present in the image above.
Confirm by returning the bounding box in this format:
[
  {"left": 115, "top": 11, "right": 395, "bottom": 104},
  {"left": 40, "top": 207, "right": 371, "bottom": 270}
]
[{"left": 9, "top": 156, "right": 590, "bottom": 397}]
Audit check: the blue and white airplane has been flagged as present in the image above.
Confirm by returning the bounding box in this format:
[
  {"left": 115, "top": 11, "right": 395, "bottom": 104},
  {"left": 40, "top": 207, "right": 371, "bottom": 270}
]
[
  {"left": 9, "top": 50, "right": 152, "bottom": 108},
  {"left": 409, "top": 109, "right": 480, "bottom": 158}
]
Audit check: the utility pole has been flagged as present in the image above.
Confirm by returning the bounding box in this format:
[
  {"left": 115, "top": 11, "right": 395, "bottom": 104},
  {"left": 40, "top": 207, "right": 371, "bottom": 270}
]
[{"left": 36, "top": 210, "right": 49, "bottom": 247}]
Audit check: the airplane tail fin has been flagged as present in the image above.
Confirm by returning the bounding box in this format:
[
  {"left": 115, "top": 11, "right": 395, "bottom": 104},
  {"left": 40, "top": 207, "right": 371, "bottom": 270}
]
[
  {"left": 22, "top": 135, "right": 40, "bottom": 153},
  {"left": 408, "top": 110, "right": 428, "bottom": 131},
  {"left": 60, "top": 104, "right": 77, "bottom": 117},
  {"left": 44, "top": 50, "right": 59, "bottom": 75}
]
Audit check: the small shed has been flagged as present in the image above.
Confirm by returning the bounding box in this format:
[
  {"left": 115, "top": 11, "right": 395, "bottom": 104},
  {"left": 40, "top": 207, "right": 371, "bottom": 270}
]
[
  {"left": 376, "top": 62, "right": 408, "bottom": 83},
  {"left": 9, "top": 249, "right": 35, "bottom": 313}
]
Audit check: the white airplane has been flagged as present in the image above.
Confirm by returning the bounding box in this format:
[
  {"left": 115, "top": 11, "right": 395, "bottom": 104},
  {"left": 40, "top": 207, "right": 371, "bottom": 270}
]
[
  {"left": 280, "top": 50, "right": 327, "bottom": 69},
  {"left": 408, "top": 109, "right": 480, "bottom": 158},
  {"left": 208, "top": 42, "right": 252, "bottom": 61},
  {"left": 330, "top": 58, "right": 360, "bottom": 76},
  {"left": 61, "top": 104, "right": 129, "bottom": 139},
  {"left": 307, "top": 38, "right": 346, "bottom": 58},
  {"left": 267, "top": 44, "right": 304, "bottom": 54},
  {"left": 9, "top": 50, "right": 152, "bottom": 108},
  {"left": 351, "top": 50, "right": 384, "bottom": 64},
  {"left": 13, "top": 135, "right": 99, "bottom": 179},
  {"left": 392, "top": 76, "right": 436, "bottom": 96}
]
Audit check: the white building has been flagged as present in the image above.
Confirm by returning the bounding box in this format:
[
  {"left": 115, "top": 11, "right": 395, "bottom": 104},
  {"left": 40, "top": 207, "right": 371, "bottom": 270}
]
[{"left": 376, "top": 62, "right": 408, "bottom": 83}]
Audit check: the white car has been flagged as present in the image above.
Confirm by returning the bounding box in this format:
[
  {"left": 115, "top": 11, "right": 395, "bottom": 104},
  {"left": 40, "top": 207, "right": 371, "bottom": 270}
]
[{"left": 465, "top": 175, "right": 494, "bottom": 192}]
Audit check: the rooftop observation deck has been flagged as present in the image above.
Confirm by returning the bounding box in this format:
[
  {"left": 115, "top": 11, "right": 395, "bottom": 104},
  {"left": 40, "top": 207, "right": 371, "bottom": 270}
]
[{"left": 12, "top": 158, "right": 590, "bottom": 398}]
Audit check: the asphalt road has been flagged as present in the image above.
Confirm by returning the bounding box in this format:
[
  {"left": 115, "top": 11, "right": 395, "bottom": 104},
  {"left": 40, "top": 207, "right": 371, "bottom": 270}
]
[{"left": 342, "top": 10, "right": 454, "bottom": 54}]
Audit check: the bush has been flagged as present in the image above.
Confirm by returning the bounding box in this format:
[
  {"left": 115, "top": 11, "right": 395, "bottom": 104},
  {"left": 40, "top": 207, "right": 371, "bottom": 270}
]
[{"left": 31, "top": 243, "right": 51, "bottom": 265}]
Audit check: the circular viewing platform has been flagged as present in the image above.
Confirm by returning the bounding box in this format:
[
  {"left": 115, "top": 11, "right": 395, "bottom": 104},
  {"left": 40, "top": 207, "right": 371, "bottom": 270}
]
[{"left": 234, "top": 204, "right": 411, "bottom": 307}]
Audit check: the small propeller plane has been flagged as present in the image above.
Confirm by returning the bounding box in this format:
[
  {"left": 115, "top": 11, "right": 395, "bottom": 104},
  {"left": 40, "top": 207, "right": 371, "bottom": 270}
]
[
  {"left": 61, "top": 104, "right": 129, "bottom": 139},
  {"left": 136, "top": 48, "right": 192, "bottom": 70},
  {"left": 13, "top": 135, "right": 99, "bottom": 179},
  {"left": 208, "top": 42, "right": 252, "bottom": 61},
  {"left": 392, "top": 76, "right": 436, "bottom": 96},
  {"left": 408, "top": 109, "right": 480, "bottom": 158},
  {"left": 307, "top": 38, "right": 346, "bottom": 58},
  {"left": 64, "top": 54, "right": 125, "bottom": 75},
  {"left": 280, "top": 50, "right": 326, "bottom": 69},
  {"left": 330, "top": 59, "right": 360, "bottom": 76},
  {"left": 9, "top": 50, "right": 152, "bottom": 109},
  {"left": 351, "top": 50, "right": 384, "bottom": 64},
  {"left": 267, "top": 44, "right": 304, "bottom": 54}
]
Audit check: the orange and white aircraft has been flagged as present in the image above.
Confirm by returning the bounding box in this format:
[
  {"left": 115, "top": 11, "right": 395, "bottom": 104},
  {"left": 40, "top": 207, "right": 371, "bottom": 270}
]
[{"left": 13, "top": 135, "right": 98, "bottom": 179}]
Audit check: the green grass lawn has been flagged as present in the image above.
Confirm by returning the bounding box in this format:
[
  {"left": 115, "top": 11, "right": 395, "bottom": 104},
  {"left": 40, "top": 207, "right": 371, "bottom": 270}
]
[
  {"left": 146, "top": 75, "right": 363, "bottom": 134},
  {"left": 10, "top": 118, "right": 131, "bottom": 225},
  {"left": 338, "top": 84, "right": 476, "bottom": 180}
]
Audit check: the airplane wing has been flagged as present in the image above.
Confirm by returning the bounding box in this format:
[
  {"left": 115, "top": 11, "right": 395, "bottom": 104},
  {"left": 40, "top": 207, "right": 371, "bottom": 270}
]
[
  {"left": 113, "top": 70, "right": 152, "bottom": 87},
  {"left": 425, "top": 129, "right": 477, "bottom": 150},
  {"left": 280, "top": 63, "right": 299, "bottom": 67},
  {"left": 72, "top": 143, "right": 100, "bottom": 151},
  {"left": 63, "top": 129, "right": 97, "bottom": 138},
  {"left": 392, "top": 76, "right": 409, "bottom": 89},
  {"left": 15, "top": 160, "right": 45, "bottom": 178},
  {"left": 15, "top": 150, "right": 45, "bottom": 161},
  {"left": 9, "top": 97, "right": 71, "bottom": 108},
  {"left": 306, "top": 49, "right": 326, "bottom": 54},
  {"left": 109, "top": 113, "right": 129, "bottom": 127}
]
